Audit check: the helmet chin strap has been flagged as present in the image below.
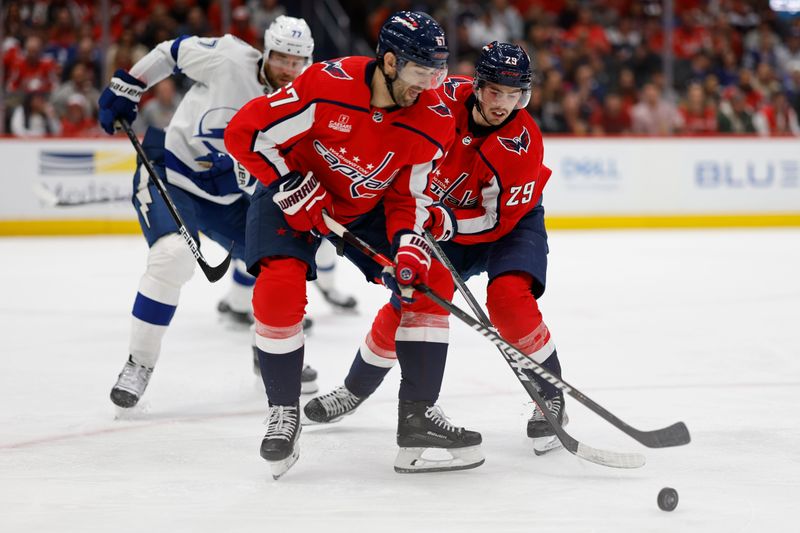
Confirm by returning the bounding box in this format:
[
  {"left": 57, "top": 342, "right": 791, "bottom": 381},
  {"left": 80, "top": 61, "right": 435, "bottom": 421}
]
[
  {"left": 474, "top": 96, "right": 493, "bottom": 125},
  {"left": 379, "top": 62, "right": 401, "bottom": 107}
]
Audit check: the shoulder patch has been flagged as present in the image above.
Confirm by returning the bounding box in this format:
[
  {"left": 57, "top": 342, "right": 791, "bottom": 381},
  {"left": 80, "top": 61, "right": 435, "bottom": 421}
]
[
  {"left": 442, "top": 77, "right": 471, "bottom": 101},
  {"left": 321, "top": 59, "right": 353, "bottom": 80},
  {"left": 428, "top": 100, "right": 452, "bottom": 117},
  {"left": 497, "top": 126, "right": 530, "bottom": 155}
]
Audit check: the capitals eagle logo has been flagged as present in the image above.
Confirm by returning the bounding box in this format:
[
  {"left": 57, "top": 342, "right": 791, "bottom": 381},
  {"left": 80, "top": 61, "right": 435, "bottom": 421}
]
[
  {"left": 497, "top": 126, "right": 530, "bottom": 155},
  {"left": 321, "top": 59, "right": 352, "bottom": 80}
]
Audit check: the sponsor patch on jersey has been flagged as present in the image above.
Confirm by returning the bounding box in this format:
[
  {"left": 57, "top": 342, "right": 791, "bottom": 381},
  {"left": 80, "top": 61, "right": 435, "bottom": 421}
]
[
  {"left": 497, "top": 126, "right": 530, "bottom": 155},
  {"left": 328, "top": 113, "right": 352, "bottom": 133},
  {"left": 321, "top": 59, "right": 352, "bottom": 80},
  {"left": 312, "top": 140, "right": 396, "bottom": 199}
]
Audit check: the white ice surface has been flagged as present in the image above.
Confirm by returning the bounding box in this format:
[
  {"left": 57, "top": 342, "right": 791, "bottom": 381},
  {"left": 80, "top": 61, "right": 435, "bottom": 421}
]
[{"left": 1, "top": 229, "right": 799, "bottom": 532}]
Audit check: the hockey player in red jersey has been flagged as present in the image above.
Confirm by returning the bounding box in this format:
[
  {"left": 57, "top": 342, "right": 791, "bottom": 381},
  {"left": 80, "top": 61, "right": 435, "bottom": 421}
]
[
  {"left": 224, "top": 12, "right": 484, "bottom": 478},
  {"left": 305, "top": 42, "right": 568, "bottom": 455}
]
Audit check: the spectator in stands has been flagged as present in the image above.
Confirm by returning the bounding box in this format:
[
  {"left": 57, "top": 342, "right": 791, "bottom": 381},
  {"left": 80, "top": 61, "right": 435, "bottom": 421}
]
[
  {"left": 590, "top": 92, "right": 632, "bottom": 134},
  {"left": 179, "top": 6, "right": 212, "bottom": 38},
  {"left": 60, "top": 93, "right": 99, "bottom": 137},
  {"left": 50, "top": 62, "right": 100, "bottom": 118},
  {"left": 631, "top": 82, "right": 684, "bottom": 135},
  {"left": 717, "top": 87, "right": 756, "bottom": 134},
  {"left": 105, "top": 29, "right": 148, "bottom": 84},
  {"left": 9, "top": 81, "right": 62, "bottom": 137},
  {"left": 754, "top": 90, "right": 800, "bottom": 136},
  {"left": 539, "top": 68, "right": 568, "bottom": 133},
  {"left": 250, "top": 0, "right": 288, "bottom": 40},
  {"left": 231, "top": 5, "right": 258, "bottom": 46},
  {"left": 62, "top": 34, "right": 102, "bottom": 86},
  {"left": 679, "top": 82, "right": 718, "bottom": 134},
  {"left": 5, "top": 35, "right": 59, "bottom": 95},
  {"left": 133, "top": 78, "right": 180, "bottom": 135}
]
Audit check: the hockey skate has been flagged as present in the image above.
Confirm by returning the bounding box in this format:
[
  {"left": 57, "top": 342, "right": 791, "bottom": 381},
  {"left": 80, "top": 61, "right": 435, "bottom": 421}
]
[
  {"left": 315, "top": 283, "right": 358, "bottom": 312},
  {"left": 110, "top": 355, "right": 153, "bottom": 408},
  {"left": 303, "top": 385, "right": 365, "bottom": 424},
  {"left": 217, "top": 299, "right": 253, "bottom": 328},
  {"left": 260, "top": 403, "right": 301, "bottom": 480},
  {"left": 251, "top": 347, "right": 318, "bottom": 394},
  {"left": 527, "top": 392, "right": 569, "bottom": 455},
  {"left": 394, "top": 400, "right": 484, "bottom": 473}
]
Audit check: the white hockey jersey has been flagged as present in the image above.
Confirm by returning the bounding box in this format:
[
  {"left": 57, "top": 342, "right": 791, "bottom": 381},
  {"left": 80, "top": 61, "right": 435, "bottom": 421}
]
[{"left": 130, "top": 34, "right": 273, "bottom": 204}]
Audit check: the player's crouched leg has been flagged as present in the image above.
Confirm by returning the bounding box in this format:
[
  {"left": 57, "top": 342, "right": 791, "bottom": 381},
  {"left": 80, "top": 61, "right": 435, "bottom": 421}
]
[{"left": 394, "top": 261, "right": 484, "bottom": 473}]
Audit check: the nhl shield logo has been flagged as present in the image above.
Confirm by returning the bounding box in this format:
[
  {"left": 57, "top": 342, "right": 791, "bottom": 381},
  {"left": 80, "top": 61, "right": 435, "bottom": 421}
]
[{"left": 372, "top": 111, "right": 384, "bottom": 123}]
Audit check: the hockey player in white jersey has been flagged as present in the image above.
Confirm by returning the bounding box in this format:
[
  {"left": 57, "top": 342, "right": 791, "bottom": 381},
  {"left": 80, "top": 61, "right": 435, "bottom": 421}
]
[{"left": 98, "top": 16, "right": 354, "bottom": 409}]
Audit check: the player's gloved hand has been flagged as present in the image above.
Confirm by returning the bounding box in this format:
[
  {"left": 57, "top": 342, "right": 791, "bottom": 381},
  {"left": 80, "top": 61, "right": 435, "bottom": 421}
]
[
  {"left": 98, "top": 69, "right": 146, "bottom": 134},
  {"left": 425, "top": 203, "right": 457, "bottom": 241},
  {"left": 381, "top": 232, "right": 432, "bottom": 302},
  {"left": 272, "top": 170, "right": 332, "bottom": 235},
  {"left": 190, "top": 152, "right": 246, "bottom": 196}
]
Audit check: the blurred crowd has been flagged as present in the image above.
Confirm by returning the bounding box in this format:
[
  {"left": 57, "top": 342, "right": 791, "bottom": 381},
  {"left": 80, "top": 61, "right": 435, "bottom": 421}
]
[{"left": 3, "top": 0, "right": 800, "bottom": 137}]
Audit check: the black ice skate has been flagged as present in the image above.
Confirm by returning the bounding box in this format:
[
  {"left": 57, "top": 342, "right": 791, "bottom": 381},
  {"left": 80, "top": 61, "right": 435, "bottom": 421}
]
[
  {"left": 527, "top": 392, "right": 569, "bottom": 455},
  {"left": 217, "top": 299, "right": 253, "bottom": 327},
  {"left": 110, "top": 355, "right": 153, "bottom": 408},
  {"left": 303, "top": 385, "right": 365, "bottom": 424},
  {"left": 394, "top": 400, "right": 484, "bottom": 473},
  {"left": 260, "top": 403, "right": 301, "bottom": 480},
  {"left": 315, "top": 283, "right": 358, "bottom": 312}
]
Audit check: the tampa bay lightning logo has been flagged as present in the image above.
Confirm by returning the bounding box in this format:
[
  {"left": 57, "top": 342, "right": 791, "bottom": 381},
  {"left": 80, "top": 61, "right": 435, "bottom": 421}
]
[
  {"left": 497, "top": 126, "right": 530, "bottom": 155},
  {"left": 442, "top": 77, "right": 471, "bottom": 101},
  {"left": 195, "top": 107, "right": 238, "bottom": 139},
  {"left": 428, "top": 100, "right": 452, "bottom": 117},
  {"left": 321, "top": 59, "right": 352, "bottom": 80}
]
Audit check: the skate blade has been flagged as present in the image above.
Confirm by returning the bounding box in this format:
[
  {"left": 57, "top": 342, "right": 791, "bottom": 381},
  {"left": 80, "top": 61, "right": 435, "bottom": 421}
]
[
  {"left": 268, "top": 449, "right": 300, "bottom": 480},
  {"left": 300, "top": 380, "right": 319, "bottom": 395},
  {"left": 532, "top": 435, "right": 563, "bottom": 456},
  {"left": 394, "top": 445, "right": 484, "bottom": 473}
]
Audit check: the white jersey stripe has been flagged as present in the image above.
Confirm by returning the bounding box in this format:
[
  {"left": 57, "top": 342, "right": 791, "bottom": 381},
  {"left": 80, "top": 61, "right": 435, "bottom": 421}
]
[{"left": 458, "top": 175, "right": 500, "bottom": 234}]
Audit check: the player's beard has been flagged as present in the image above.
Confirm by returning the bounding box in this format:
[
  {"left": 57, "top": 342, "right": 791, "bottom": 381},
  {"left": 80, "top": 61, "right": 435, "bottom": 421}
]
[{"left": 392, "top": 80, "right": 422, "bottom": 108}]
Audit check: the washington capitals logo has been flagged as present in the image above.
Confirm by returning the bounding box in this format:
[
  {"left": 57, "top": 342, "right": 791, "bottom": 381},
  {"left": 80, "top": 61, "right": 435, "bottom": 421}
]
[
  {"left": 442, "top": 77, "right": 470, "bottom": 101},
  {"left": 321, "top": 59, "right": 352, "bottom": 80},
  {"left": 313, "top": 140, "right": 396, "bottom": 199},
  {"left": 497, "top": 127, "right": 530, "bottom": 155},
  {"left": 428, "top": 101, "right": 452, "bottom": 117}
]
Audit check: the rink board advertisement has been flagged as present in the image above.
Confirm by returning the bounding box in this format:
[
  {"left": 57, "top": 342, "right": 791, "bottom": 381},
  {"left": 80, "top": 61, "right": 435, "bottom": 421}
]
[{"left": 1, "top": 137, "right": 799, "bottom": 235}]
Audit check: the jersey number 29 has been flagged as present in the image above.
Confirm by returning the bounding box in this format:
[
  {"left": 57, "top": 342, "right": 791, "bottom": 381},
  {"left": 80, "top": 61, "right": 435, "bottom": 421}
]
[{"left": 506, "top": 181, "right": 536, "bottom": 206}]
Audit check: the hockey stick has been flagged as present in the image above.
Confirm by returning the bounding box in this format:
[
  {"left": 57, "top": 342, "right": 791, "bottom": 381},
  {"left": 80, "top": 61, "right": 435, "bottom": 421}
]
[
  {"left": 118, "top": 119, "right": 231, "bottom": 283},
  {"left": 321, "top": 211, "right": 690, "bottom": 449},
  {"left": 423, "top": 231, "right": 645, "bottom": 468}
]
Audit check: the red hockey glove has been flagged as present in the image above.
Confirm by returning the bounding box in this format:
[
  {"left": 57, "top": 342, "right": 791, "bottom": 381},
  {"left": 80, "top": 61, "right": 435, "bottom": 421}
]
[
  {"left": 272, "top": 171, "right": 332, "bottom": 235},
  {"left": 425, "top": 203, "right": 457, "bottom": 241},
  {"left": 382, "top": 232, "right": 432, "bottom": 302}
]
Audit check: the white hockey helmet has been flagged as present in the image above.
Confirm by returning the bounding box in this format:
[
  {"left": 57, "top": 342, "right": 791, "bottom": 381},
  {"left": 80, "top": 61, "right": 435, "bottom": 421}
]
[{"left": 263, "top": 15, "right": 314, "bottom": 65}]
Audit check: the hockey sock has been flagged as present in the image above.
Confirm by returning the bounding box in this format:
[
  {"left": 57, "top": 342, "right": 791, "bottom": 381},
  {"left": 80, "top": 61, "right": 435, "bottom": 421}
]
[
  {"left": 530, "top": 349, "right": 563, "bottom": 400},
  {"left": 224, "top": 260, "right": 255, "bottom": 312},
  {"left": 344, "top": 352, "right": 392, "bottom": 398},
  {"left": 395, "top": 344, "right": 448, "bottom": 403},
  {"left": 252, "top": 257, "right": 309, "bottom": 405}
]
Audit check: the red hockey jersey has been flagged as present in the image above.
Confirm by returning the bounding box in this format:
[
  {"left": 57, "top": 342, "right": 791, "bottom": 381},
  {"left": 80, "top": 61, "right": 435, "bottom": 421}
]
[
  {"left": 224, "top": 56, "right": 455, "bottom": 240},
  {"left": 432, "top": 77, "right": 552, "bottom": 245}
]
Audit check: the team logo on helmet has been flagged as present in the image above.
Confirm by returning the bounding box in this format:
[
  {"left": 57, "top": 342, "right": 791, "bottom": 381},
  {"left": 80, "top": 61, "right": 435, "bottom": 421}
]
[
  {"left": 497, "top": 127, "right": 530, "bottom": 155},
  {"left": 321, "top": 59, "right": 352, "bottom": 80}
]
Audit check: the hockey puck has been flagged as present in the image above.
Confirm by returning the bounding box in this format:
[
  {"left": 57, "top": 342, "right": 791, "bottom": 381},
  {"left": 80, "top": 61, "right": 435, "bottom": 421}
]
[{"left": 657, "top": 487, "right": 679, "bottom": 511}]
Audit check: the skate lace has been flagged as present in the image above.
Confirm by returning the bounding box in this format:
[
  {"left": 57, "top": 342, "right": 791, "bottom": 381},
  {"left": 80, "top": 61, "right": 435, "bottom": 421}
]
[
  {"left": 532, "top": 396, "right": 562, "bottom": 422},
  {"left": 424, "top": 405, "right": 458, "bottom": 433},
  {"left": 264, "top": 405, "right": 298, "bottom": 441},
  {"left": 117, "top": 360, "right": 152, "bottom": 390},
  {"left": 318, "top": 386, "right": 360, "bottom": 416}
]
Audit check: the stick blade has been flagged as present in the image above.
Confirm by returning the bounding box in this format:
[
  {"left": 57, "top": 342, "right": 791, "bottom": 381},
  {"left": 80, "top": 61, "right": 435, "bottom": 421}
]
[
  {"left": 636, "top": 421, "right": 691, "bottom": 448},
  {"left": 199, "top": 248, "right": 233, "bottom": 283}
]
